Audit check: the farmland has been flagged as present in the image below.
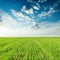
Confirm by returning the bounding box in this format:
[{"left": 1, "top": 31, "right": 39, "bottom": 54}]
[{"left": 0, "top": 37, "right": 60, "bottom": 60}]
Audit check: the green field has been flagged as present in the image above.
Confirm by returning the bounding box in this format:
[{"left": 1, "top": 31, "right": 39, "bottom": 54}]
[{"left": 0, "top": 37, "right": 60, "bottom": 60}]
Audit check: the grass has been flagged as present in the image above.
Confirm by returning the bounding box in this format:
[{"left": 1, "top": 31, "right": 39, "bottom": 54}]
[{"left": 0, "top": 37, "right": 60, "bottom": 60}]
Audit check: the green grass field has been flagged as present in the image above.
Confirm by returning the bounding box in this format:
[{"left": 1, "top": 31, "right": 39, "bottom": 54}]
[{"left": 0, "top": 37, "right": 60, "bottom": 60}]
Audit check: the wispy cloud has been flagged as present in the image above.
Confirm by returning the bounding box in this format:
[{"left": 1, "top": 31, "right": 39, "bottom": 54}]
[
  {"left": 38, "top": 7, "right": 56, "bottom": 18},
  {"left": 0, "top": 22, "right": 60, "bottom": 37},
  {"left": 0, "top": 0, "right": 60, "bottom": 37},
  {"left": 40, "top": 0, "right": 47, "bottom": 3},
  {"left": 11, "top": 9, "right": 35, "bottom": 26},
  {"left": 53, "top": 0, "right": 60, "bottom": 8},
  {"left": 27, "top": 0, "right": 47, "bottom": 3},
  {"left": 0, "top": 10, "right": 18, "bottom": 28},
  {"left": 0, "top": 11, "right": 60, "bottom": 37}
]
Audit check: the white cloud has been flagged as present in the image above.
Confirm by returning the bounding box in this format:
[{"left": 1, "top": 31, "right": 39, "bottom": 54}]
[
  {"left": 31, "top": 21, "right": 60, "bottom": 30},
  {"left": 11, "top": 9, "right": 24, "bottom": 18},
  {"left": 33, "top": 6, "right": 40, "bottom": 10},
  {"left": 11, "top": 9, "right": 34, "bottom": 25},
  {"left": 38, "top": 7, "right": 56, "bottom": 18},
  {"left": 27, "top": 0, "right": 47, "bottom": 3},
  {"left": 0, "top": 20, "right": 60, "bottom": 37},
  {"left": 21, "top": 6, "right": 34, "bottom": 14},
  {"left": 0, "top": 10, "right": 20, "bottom": 28},
  {"left": 38, "top": 0, "right": 40, "bottom": 2},
  {"left": 48, "top": 8, "right": 55, "bottom": 15},
  {"left": 0, "top": 10, "right": 60, "bottom": 37},
  {"left": 40, "top": 0, "right": 47, "bottom": 3}
]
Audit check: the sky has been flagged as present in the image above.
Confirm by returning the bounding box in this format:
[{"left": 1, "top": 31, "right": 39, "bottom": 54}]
[{"left": 0, "top": 0, "right": 60, "bottom": 37}]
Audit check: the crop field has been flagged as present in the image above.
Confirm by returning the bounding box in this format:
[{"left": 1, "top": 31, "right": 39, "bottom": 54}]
[{"left": 0, "top": 37, "right": 60, "bottom": 60}]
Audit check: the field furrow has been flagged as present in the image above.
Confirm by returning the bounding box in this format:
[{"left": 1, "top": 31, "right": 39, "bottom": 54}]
[{"left": 0, "top": 37, "right": 60, "bottom": 60}]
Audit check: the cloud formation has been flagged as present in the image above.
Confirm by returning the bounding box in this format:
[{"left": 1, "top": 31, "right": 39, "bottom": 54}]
[
  {"left": 38, "top": 7, "right": 56, "bottom": 18},
  {"left": 0, "top": 10, "right": 60, "bottom": 37},
  {"left": 0, "top": 0, "right": 60, "bottom": 37},
  {"left": 0, "top": 21, "right": 60, "bottom": 37},
  {"left": 21, "top": 6, "right": 34, "bottom": 14},
  {"left": 33, "top": 6, "right": 40, "bottom": 10}
]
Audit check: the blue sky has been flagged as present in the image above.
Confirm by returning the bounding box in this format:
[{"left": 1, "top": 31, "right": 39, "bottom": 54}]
[{"left": 0, "top": 0, "right": 60, "bottom": 36}]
